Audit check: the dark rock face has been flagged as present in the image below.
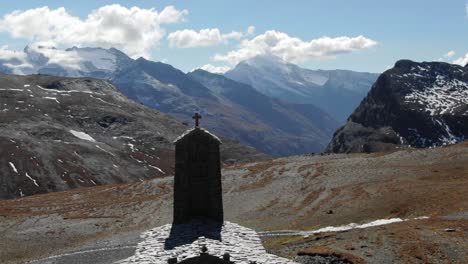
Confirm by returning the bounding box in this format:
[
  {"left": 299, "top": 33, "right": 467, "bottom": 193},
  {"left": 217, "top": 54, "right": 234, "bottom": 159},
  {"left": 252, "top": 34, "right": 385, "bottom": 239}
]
[
  {"left": 0, "top": 74, "right": 267, "bottom": 199},
  {"left": 326, "top": 60, "right": 468, "bottom": 153}
]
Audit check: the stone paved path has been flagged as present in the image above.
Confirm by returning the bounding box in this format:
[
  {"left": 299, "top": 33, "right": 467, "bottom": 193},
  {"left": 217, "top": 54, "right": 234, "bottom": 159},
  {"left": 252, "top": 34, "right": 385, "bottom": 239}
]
[{"left": 117, "top": 221, "right": 297, "bottom": 264}]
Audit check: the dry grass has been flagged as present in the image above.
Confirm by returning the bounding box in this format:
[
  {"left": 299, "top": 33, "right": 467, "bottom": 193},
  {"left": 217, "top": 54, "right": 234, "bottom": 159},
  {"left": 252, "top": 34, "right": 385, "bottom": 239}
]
[
  {"left": 1, "top": 142, "right": 467, "bottom": 263},
  {"left": 298, "top": 246, "right": 366, "bottom": 264}
]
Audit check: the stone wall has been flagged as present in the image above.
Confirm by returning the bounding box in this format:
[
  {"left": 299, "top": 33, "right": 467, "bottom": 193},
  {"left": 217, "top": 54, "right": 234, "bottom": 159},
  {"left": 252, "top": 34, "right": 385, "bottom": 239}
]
[{"left": 173, "top": 128, "right": 223, "bottom": 223}]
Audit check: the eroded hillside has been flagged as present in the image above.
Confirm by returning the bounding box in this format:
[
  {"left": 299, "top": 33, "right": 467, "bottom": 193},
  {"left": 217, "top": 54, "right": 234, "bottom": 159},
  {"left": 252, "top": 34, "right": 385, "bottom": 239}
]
[{"left": 0, "top": 73, "right": 267, "bottom": 199}]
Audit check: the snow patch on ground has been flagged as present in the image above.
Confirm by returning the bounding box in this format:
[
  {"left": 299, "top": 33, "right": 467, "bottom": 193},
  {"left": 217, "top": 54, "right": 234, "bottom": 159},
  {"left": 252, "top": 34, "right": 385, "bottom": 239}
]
[
  {"left": 9, "top": 162, "right": 18, "bottom": 173},
  {"left": 126, "top": 143, "right": 137, "bottom": 152},
  {"left": 148, "top": 165, "right": 165, "bottom": 174},
  {"left": 43, "top": 97, "right": 60, "bottom": 104},
  {"left": 69, "top": 130, "right": 96, "bottom": 142},
  {"left": 259, "top": 216, "right": 430, "bottom": 237},
  {"left": 36, "top": 85, "right": 104, "bottom": 95},
  {"left": 438, "top": 122, "right": 462, "bottom": 145},
  {"left": 0, "top": 88, "right": 24, "bottom": 91},
  {"left": 89, "top": 94, "right": 120, "bottom": 107},
  {"left": 25, "top": 172, "right": 39, "bottom": 187},
  {"left": 95, "top": 145, "right": 115, "bottom": 156}
]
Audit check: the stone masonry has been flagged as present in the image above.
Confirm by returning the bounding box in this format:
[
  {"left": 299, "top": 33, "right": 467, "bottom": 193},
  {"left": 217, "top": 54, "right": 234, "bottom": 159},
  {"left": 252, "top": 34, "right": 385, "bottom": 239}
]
[
  {"left": 172, "top": 127, "right": 224, "bottom": 223},
  {"left": 117, "top": 221, "right": 298, "bottom": 264}
]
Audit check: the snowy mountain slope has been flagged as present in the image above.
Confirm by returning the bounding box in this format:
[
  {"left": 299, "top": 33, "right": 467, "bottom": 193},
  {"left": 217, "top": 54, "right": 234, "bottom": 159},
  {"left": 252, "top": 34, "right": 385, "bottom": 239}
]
[
  {"left": 0, "top": 44, "right": 133, "bottom": 78},
  {"left": 224, "top": 55, "right": 379, "bottom": 122},
  {"left": 326, "top": 60, "right": 468, "bottom": 153}
]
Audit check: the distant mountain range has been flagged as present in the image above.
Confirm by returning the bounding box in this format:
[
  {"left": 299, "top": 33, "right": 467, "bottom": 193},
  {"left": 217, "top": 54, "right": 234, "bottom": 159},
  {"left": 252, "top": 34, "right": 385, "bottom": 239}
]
[
  {"left": 225, "top": 55, "right": 379, "bottom": 122},
  {"left": 111, "top": 57, "right": 339, "bottom": 156},
  {"left": 326, "top": 60, "right": 468, "bottom": 153},
  {"left": 1, "top": 45, "right": 373, "bottom": 156},
  {"left": 1, "top": 45, "right": 466, "bottom": 156},
  {"left": 188, "top": 69, "right": 339, "bottom": 155}
]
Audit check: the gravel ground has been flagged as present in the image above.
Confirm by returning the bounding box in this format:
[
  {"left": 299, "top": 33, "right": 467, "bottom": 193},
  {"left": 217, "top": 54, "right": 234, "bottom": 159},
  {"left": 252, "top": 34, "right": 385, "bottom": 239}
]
[
  {"left": 295, "top": 255, "right": 352, "bottom": 264},
  {"left": 0, "top": 142, "right": 467, "bottom": 263}
]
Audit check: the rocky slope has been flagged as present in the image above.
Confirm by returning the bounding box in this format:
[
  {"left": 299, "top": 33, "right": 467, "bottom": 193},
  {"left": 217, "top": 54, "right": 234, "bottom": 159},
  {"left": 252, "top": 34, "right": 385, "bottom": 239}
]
[
  {"left": 224, "top": 55, "right": 379, "bottom": 122},
  {"left": 0, "top": 73, "right": 266, "bottom": 199},
  {"left": 0, "top": 141, "right": 466, "bottom": 263},
  {"left": 327, "top": 60, "right": 468, "bottom": 153},
  {"left": 0, "top": 45, "right": 341, "bottom": 156},
  {"left": 187, "top": 70, "right": 339, "bottom": 155}
]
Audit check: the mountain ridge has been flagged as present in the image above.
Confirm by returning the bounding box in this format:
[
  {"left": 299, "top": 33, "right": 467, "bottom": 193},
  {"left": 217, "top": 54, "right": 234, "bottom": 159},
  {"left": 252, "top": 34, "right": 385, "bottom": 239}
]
[
  {"left": 224, "top": 54, "right": 379, "bottom": 122},
  {"left": 0, "top": 46, "right": 345, "bottom": 156},
  {"left": 8, "top": 46, "right": 464, "bottom": 156},
  {"left": 188, "top": 69, "right": 339, "bottom": 155}
]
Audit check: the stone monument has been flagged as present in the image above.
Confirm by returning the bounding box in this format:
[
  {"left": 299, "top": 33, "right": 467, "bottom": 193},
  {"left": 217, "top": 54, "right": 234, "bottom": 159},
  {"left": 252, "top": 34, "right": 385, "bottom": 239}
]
[
  {"left": 173, "top": 113, "right": 224, "bottom": 224},
  {"left": 119, "top": 113, "right": 297, "bottom": 263}
]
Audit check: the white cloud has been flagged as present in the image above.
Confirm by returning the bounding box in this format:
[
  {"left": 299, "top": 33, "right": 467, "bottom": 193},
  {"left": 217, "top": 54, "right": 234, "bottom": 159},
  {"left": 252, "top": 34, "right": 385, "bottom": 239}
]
[
  {"left": 213, "top": 30, "right": 378, "bottom": 65},
  {"left": 247, "top": 26, "right": 255, "bottom": 36},
  {"left": 444, "top": 50, "right": 456, "bottom": 58},
  {"left": 168, "top": 28, "right": 243, "bottom": 48},
  {"left": 194, "top": 64, "right": 231, "bottom": 74},
  {"left": 4, "top": 62, "right": 34, "bottom": 74},
  {"left": 0, "top": 5, "right": 188, "bottom": 58},
  {"left": 0, "top": 43, "right": 86, "bottom": 74},
  {"left": 453, "top": 53, "right": 468, "bottom": 66},
  {"left": 157, "top": 6, "right": 188, "bottom": 24},
  {"left": 0, "top": 46, "right": 27, "bottom": 61},
  {"left": 437, "top": 50, "right": 457, "bottom": 62},
  {"left": 31, "top": 43, "right": 83, "bottom": 69}
]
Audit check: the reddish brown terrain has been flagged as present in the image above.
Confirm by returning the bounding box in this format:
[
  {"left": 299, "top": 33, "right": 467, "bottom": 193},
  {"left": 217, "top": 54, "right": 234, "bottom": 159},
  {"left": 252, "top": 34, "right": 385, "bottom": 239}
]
[{"left": 0, "top": 142, "right": 467, "bottom": 263}]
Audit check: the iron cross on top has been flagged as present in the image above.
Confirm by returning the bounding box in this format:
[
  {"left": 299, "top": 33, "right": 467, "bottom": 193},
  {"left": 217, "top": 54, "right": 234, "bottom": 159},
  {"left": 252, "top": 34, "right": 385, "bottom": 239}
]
[{"left": 192, "top": 113, "right": 202, "bottom": 127}]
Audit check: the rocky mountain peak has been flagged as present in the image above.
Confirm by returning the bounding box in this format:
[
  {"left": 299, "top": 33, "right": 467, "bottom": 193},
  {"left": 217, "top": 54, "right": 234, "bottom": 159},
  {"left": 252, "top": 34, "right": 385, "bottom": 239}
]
[
  {"left": 327, "top": 60, "right": 468, "bottom": 153},
  {"left": 241, "top": 54, "right": 288, "bottom": 67}
]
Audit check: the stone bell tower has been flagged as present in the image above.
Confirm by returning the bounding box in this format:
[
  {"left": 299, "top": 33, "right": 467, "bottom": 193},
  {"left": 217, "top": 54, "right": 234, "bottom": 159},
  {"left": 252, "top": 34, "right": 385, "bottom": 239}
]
[{"left": 172, "top": 113, "right": 223, "bottom": 224}]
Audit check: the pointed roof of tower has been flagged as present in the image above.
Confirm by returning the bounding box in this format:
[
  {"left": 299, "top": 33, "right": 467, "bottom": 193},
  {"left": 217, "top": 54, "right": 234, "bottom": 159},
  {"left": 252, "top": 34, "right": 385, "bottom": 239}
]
[{"left": 173, "top": 127, "right": 222, "bottom": 145}]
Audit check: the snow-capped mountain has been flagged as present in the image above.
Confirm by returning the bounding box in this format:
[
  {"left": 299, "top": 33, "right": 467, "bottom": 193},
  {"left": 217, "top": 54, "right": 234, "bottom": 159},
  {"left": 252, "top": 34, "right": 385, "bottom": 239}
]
[
  {"left": 224, "top": 55, "right": 379, "bottom": 122},
  {"left": 0, "top": 44, "right": 132, "bottom": 78},
  {"left": 188, "top": 69, "right": 339, "bottom": 155},
  {"left": 326, "top": 60, "right": 468, "bottom": 153},
  {"left": 0, "top": 46, "right": 339, "bottom": 156}
]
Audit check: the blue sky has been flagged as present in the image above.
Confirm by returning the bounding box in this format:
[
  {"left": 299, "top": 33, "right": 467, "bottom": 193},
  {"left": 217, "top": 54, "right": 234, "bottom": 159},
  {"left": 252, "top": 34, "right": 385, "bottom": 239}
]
[{"left": 0, "top": 0, "right": 466, "bottom": 73}]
